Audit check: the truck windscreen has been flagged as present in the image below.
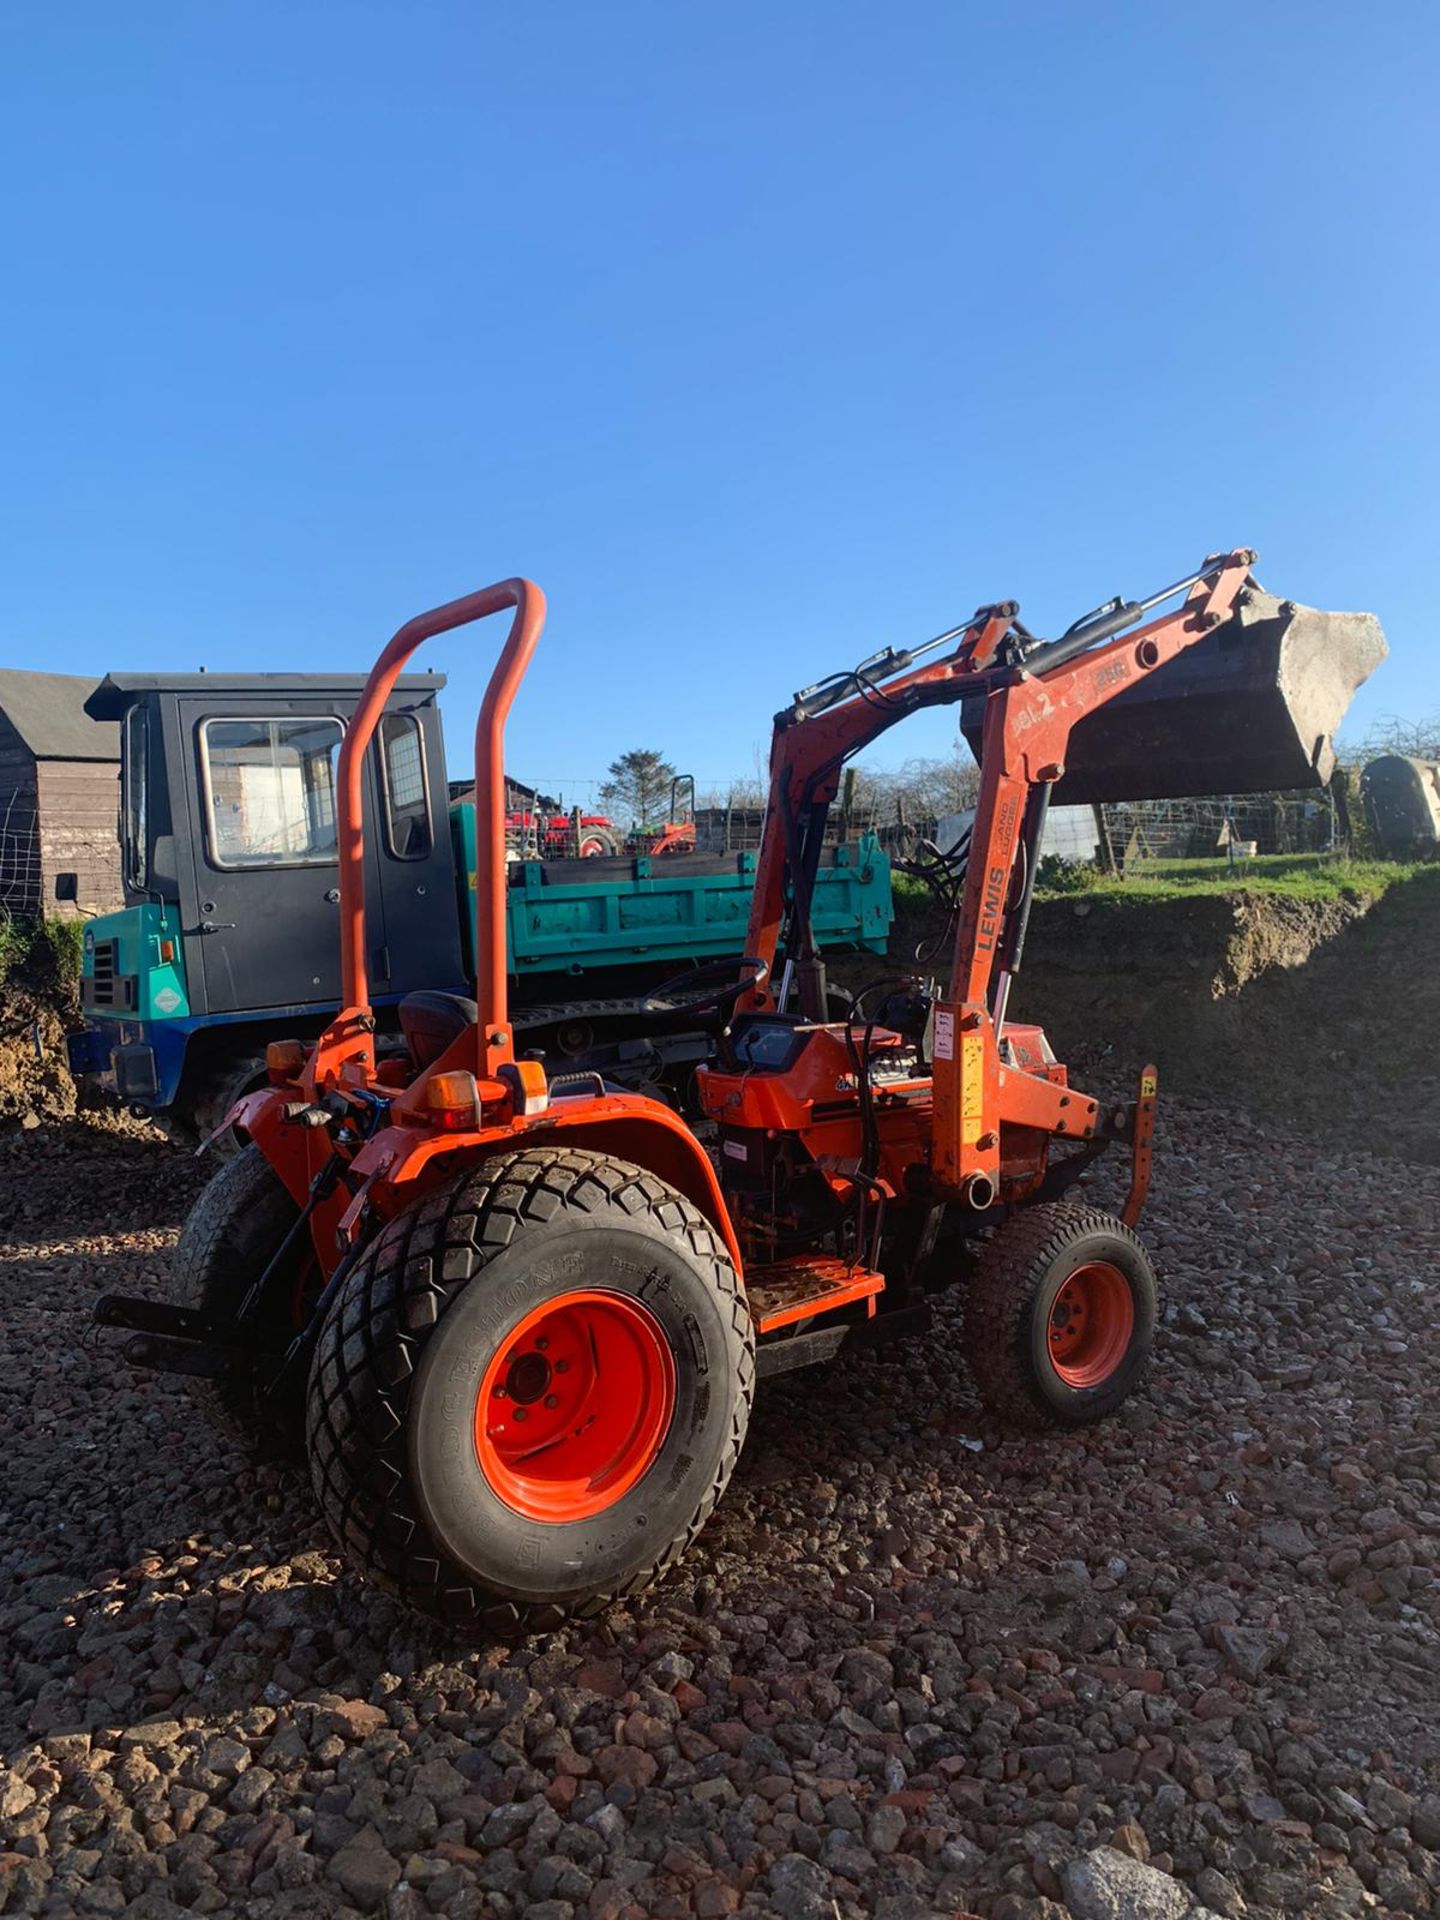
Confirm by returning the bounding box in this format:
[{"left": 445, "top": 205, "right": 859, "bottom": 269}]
[{"left": 200, "top": 716, "right": 343, "bottom": 868}]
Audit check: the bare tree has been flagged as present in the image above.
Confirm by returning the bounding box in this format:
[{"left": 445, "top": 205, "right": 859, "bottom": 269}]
[
  {"left": 694, "top": 744, "right": 982, "bottom": 833},
  {"left": 696, "top": 779, "right": 767, "bottom": 811},
  {"left": 852, "top": 748, "right": 982, "bottom": 825},
  {"left": 1343, "top": 713, "right": 1440, "bottom": 764}
]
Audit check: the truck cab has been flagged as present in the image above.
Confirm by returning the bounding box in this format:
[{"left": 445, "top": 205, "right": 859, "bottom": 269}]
[{"left": 70, "top": 672, "right": 461, "bottom": 1135}]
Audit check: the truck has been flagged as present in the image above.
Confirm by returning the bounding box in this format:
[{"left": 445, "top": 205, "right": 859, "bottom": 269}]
[{"left": 64, "top": 669, "right": 891, "bottom": 1137}]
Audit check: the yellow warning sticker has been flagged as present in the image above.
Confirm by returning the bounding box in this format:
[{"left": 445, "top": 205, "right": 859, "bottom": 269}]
[
  {"left": 961, "top": 1032, "right": 985, "bottom": 1141},
  {"left": 1140, "top": 1072, "right": 1157, "bottom": 1098}
]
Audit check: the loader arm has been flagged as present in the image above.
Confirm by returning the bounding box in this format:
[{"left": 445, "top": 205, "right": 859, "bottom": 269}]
[{"left": 741, "top": 550, "right": 1255, "bottom": 1021}]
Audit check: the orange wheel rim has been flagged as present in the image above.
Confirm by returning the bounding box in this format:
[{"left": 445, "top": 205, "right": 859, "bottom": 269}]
[
  {"left": 474, "top": 1291, "right": 676, "bottom": 1522},
  {"left": 1046, "top": 1260, "right": 1135, "bottom": 1388}
]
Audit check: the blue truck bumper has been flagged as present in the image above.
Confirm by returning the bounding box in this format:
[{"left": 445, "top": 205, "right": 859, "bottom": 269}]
[
  {"left": 65, "top": 1025, "right": 113, "bottom": 1078},
  {"left": 66, "top": 1019, "right": 188, "bottom": 1109}
]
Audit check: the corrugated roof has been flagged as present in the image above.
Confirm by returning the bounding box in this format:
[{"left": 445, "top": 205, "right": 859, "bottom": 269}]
[{"left": 0, "top": 669, "right": 119, "bottom": 761}]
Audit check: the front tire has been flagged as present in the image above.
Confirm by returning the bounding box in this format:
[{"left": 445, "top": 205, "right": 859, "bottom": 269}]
[
  {"left": 306, "top": 1146, "right": 755, "bottom": 1632},
  {"left": 174, "top": 1145, "right": 312, "bottom": 1455},
  {"left": 963, "top": 1202, "right": 1157, "bottom": 1427}
]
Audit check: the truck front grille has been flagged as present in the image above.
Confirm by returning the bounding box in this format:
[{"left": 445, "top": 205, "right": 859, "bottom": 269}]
[
  {"left": 83, "top": 941, "right": 136, "bottom": 1012},
  {"left": 89, "top": 940, "right": 119, "bottom": 1006}
]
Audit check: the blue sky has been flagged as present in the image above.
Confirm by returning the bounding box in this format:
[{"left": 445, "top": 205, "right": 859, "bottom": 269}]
[{"left": 2, "top": 2, "right": 1435, "bottom": 804}]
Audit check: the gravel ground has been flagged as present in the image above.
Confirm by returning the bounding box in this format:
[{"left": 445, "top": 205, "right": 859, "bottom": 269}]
[{"left": 2, "top": 1104, "right": 1438, "bottom": 1920}]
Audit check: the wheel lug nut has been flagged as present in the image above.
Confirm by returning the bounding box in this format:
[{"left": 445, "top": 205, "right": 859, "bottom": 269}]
[
  {"left": 492, "top": 1384, "right": 507, "bottom": 1398},
  {"left": 513, "top": 1407, "right": 528, "bottom": 1422},
  {"left": 544, "top": 1394, "right": 558, "bottom": 1408},
  {"left": 535, "top": 1337, "right": 550, "bottom": 1351},
  {"left": 555, "top": 1360, "right": 569, "bottom": 1374}
]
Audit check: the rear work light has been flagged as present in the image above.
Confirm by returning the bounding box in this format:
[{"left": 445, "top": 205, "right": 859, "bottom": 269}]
[
  {"left": 498, "top": 1058, "right": 549, "bottom": 1117},
  {"left": 266, "top": 1039, "right": 306, "bottom": 1083},
  {"left": 427, "top": 1070, "right": 482, "bottom": 1130}
]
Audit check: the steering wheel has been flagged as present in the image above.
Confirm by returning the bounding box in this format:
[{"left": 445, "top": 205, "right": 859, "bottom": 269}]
[{"left": 638, "top": 956, "right": 769, "bottom": 1021}]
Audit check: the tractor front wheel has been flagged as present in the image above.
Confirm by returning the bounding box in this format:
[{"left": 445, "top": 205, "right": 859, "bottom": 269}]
[
  {"left": 174, "top": 1144, "right": 314, "bottom": 1455},
  {"left": 305, "top": 1146, "right": 755, "bottom": 1632},
  {"left": 963, "top": 1202, "right": 1157, "bottom": 1427}
]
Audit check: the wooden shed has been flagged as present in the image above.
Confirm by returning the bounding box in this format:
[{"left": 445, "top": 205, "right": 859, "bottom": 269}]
[{"left": 0, "top": 669, "right": 121, "bottom": 918}]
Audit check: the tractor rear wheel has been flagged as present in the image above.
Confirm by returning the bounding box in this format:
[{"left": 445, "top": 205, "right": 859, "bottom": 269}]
[
  {"left": 174, "top": 1144, "right": 313, "bottom": 1455},
  {"left": 305, "top": 1146, "right": 755, "bottom": 1632},
  {"left": 577, "top": 826, "right": 621, "bottom": 857},
  {"left": 963, "top": 1202, "right": 1156, "bottom": 1427}
]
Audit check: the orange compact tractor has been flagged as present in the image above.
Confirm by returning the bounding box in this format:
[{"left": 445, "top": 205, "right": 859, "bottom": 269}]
[{"left": 96, "top": 556, "right": 1384, "bottom": 1629}]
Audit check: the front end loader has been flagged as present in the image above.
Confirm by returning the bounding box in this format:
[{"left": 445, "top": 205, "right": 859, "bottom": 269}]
[{"left": 95, "top": 554, "right": 1385, "bottom": 1631}]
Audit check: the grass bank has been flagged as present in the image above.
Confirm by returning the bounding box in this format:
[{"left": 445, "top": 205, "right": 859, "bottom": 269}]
[{"left": 1037, "top": 851, "right": 1425, "bottom": 904}]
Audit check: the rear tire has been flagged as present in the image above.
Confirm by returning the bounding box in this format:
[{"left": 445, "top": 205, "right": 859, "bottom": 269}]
[
  {"left": 174, "top": 1145, "right": 311, "bottom": 1455},
  {"left": 306, "top": 1146, "right": 755, "bottom": 1632},
  {"left": 963, "top": 1202, "right": 1156, "bottom": 1427}
]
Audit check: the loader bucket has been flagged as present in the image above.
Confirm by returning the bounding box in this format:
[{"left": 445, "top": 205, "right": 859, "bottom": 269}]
[{"left": 963, "top": 590, "right": 1388, "bottom": 803}]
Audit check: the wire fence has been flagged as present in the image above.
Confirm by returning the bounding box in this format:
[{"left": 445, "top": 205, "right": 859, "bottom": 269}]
[
  {"left": 461, "top": 779, "right": 1353, "bottom": 870},
  {"left": 1099, "top": 789, "right": 1342, "bottom": 872},
  {"left": 692, "top": 800, "right": 928, "bottom": 854},
  {"left": 915, "top": 785, "right": 1353, "bottom": 890},
  {"left": 0, "top": 767, "right": 1357, "bottom": 930},
  {"left": 0, "top": 796, "right": 42, "bottom": 920}
]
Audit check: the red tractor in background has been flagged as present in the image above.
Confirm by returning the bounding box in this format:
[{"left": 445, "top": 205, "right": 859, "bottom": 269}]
[
  {"left": 96, "top": 557, "right": 1384, "bottom": 1631},
  {"left": 504, "top": 804, "right": 621, "bottom": 859}
]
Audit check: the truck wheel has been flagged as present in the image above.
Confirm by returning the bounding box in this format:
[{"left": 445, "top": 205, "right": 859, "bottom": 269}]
[
  {"left": 963, "top": 1202, "right": 1156, "bottom": 1427},
  {"left": 190, "top": 1050, "right": 268, "bottom": 1156},
  {"left": 306, "top": 1146, "right": 754, "bottom": 1632},
  {"left": 175, "top": 1145, "right": 313, "bottom": 1455}
]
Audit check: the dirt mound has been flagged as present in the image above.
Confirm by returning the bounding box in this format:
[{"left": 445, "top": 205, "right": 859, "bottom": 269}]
[
  {"left": 1018, "top": 870, "right": 1440, "bottom": 1163},
  {"left": 0, "top": 973, "right": 79, "bottom": 1129},
  {"left": 9, "top": 871, "right": 1438, "bottom": 1161}
]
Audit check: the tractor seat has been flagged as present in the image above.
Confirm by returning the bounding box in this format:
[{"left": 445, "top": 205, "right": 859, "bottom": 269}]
[{"left": 398, "top": 990, "right": 479, "bottom": 1069}]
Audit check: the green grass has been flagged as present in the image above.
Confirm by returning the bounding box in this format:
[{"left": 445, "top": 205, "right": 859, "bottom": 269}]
[
  {"left": 1043, "top": 852, "right": 1426, "bottom": 904},
  {"left": 0, "top": 915, "right": 84, "bottom": 990},
  {"left": 890, "top": 854, "right": 1430, "bottom": 922}
]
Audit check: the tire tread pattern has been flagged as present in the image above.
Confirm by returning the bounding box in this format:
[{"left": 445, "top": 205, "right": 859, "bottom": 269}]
[
  {"left": 175, "top": 1144, "right": 303, "bottom": 1452},
  {"left": 964, "top": 1200, "right": 1154, "bottom": 1428},
  {"left": 306, "top": 1145, "right": 754, "bottom": 1633}
]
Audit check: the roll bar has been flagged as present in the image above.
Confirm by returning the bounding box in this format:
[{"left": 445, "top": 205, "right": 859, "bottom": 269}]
[{"left": 335, "top": 578, "right": 546, "bottom": 1071}]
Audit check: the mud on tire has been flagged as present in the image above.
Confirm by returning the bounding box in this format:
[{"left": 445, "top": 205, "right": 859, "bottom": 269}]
[
  {"left": 305, "top": 1146, "right": 755, "bottom": 1633},
  {"left": 963, "top": 1201, "right": 1157, "bottom": 1428}
]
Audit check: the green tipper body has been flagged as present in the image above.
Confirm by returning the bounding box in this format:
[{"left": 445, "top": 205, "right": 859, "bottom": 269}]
[
  {"left": 449, "top": 803, "right": 892, "bottom": 976},
  {"left": 79, "top": 903, "right": 191, "bottom": 1022},
  {"left": 81, "top": 819, "right": 891, "bottom": 1020}
]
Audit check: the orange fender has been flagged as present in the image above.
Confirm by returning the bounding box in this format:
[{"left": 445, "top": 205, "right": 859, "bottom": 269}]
[{"left": 348, "top": 1091, "right": 746, "bottom": 1277}]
